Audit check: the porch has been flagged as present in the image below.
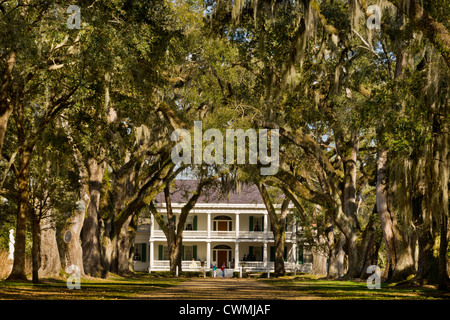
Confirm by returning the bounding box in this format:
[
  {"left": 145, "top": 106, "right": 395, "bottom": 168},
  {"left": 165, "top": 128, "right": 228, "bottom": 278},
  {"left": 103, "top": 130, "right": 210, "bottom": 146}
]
[
  {"left": 151, "top": 229, "right": 295, "bottom": 241},
  {"left": 143, "top": 260, "right": 312, "bottom": 273}
]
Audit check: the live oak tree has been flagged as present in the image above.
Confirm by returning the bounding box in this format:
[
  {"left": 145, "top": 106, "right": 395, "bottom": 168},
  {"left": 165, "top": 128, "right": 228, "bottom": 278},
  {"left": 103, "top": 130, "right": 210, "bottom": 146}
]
[
  {"left": 207, "top": 0, "right": 448, "bottom": 283},
  {"left": 149, "top": 171, "right": 220, "bottom": 274},
  {"left": 1, "top": 0, "right": 447, "bottom": 288},
  {"left": 2, "top": 1, "right": 84, "bottom": 281},
  {"left": 64, "top": 0, "right": 209, "bottom": 277}
]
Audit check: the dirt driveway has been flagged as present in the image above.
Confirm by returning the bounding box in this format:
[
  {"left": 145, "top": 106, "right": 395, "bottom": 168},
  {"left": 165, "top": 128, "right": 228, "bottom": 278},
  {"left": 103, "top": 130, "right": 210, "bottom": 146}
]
[{"left": 145, "top": 277, "right": 318, "bottom": 300}]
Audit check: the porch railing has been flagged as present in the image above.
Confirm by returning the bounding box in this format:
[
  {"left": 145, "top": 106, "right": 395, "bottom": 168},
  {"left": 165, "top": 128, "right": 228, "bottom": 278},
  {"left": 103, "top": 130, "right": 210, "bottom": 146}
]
[
  {"left": 209, "top": 231, "right": 235, "bottom": 238},
  {"left": 150, "top": 260, "right": 312, "bottom": 272},
  {"left": 151, "top": 230, "right": 295, "bottom": 240},
  {"left": 152, "top": 230, "right": 209, "bottom": 238},
  {"left": 152, "top": 260, "right": 203, "bottom": 270}
]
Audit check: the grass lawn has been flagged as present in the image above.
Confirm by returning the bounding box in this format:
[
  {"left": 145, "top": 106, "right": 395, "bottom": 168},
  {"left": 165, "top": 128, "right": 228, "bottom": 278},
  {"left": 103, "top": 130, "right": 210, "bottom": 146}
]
[
  {"left": 262, "top": 274, "right": 450, "bottom": 300},
  {"left": 0, "top": 273, "right": 449, "bottom": 300},
  {"left": 0, "top": 272, "right": 188, "bottom": 300}
]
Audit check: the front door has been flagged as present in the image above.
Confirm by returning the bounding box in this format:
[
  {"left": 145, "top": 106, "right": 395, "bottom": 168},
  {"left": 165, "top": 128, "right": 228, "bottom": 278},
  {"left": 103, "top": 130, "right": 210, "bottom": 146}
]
[
  {"left": 217, "top": 250, "right": 228, "bottom": 268},
  {"left": 217, "top": 221, "right": 228, "bottom": 231}
]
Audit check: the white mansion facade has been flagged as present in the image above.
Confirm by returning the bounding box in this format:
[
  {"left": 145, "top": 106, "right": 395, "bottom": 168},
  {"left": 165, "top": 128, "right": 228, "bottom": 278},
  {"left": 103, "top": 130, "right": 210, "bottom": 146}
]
[{"left": 133, "top": 181, "right": 312, "bottom": 274}]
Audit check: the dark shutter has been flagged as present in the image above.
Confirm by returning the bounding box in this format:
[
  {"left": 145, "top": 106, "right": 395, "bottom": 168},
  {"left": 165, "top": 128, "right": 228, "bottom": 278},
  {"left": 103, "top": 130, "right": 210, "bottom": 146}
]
[
  {"left": 158, "top": 245, "right": 163, "bottom": 260},
  {"left": 284, "top": 246, "right": 287, "bottom": 262},
  {"left": 249, "top": 246, "right": 254, "bottom": 260},
  {"left": 270, "top": 246, "right": 275, "bottom": 262},
  {"left": 193, "top": 215, "right": 198, "bottom": 230},
  {"left": 261, "top": 216, "right": 264, "bottom": 232},
  {"left": 193, "top": 245, "right": 197, "bottom": 260},
  {"left": 249, "top": 216, "right": 254, "bottom": 231},
  {"left": 298, "top": 246, "right": 304, "bottom": 264},
  {"left": 141, "top": 243, "right": 147, "bottom": 262},
  {"left": 182, "top": 245, "right": 185, "bottom": 260}
]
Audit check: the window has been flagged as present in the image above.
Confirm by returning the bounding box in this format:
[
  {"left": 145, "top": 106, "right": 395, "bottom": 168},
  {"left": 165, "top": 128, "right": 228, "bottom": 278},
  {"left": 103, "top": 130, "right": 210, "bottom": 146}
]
[
  {"left": 134, "top": 243, "right": 147, "bottom": 262},
  {"left": 185, "top": 216, "right": 193, "bottom": 230},
  {"left": 163, "top": 246, "right": 169, "bottom": 260},
  {"left": 253, "top": 217, "right": 262, "bottom": 231},
  {"left": 184, "top": 215, "right": 197, "bottom": 230},
  {"left": 245, "top": 246, "right": 263, "bottom": 261},
  {"left": 134, "top": 244, "right": 142, "bottom": 261},
  {"left": 249, "top": 216, "right": 264, "bottom": 231},
  {"left": 184, "top": 246, "right": 193, "bottom": 260},
  {"left": 182, "top": 245, "right": 197, "bottom": 260},
  {"left": 158, "top": 245, "right": 170, "bottom": 260},
  {"left": 213, "top": 219, "right": 232, "bottom": 231}
]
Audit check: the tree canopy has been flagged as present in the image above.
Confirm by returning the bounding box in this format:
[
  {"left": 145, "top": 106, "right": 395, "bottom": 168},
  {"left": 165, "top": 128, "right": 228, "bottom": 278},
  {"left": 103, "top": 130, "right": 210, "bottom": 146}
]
[{"left": 0, "top": 0, "right": 448, "bottom": 289}]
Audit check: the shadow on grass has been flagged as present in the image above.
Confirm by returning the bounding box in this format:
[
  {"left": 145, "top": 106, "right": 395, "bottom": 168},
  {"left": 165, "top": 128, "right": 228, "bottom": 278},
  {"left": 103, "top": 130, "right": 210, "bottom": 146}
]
[
  {"left": 0, "top": 273, "right": 187, "bottom": 300},
  {"left": 262, "top": 276, "right": 449, "bottom": 300}
]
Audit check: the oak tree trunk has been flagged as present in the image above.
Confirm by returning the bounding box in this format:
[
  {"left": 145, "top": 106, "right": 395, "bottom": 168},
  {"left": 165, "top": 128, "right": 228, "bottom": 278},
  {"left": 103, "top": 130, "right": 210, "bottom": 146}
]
[
  {"left": 0, "top": 51, "right": 16, "bottom": 159},
  {"left": 273, "top": 228, "right": 286, "bottom": 276},
  {"left": 7, "top": 148, "right": 31, "bottom": 281},
  {"left": 116, "top": 214, "right": 137, "bottom": 275},
  {"left": 63, "top": 200, "right": 87, "bottom": 276},
  {"left": 38, "top": 211, "right": 61, "bottom": 279},
  {"left": 169, "top": 236, "right": 183, "bottom": 275},
  {"left": 81, "top": 158, "right": 105, "bottom": 277},
  {"left": 30, "top": 211, "right": 40, "bottom": 283},
  {"left": 0, "top": 106, "right": 12, "bottom": 160}
]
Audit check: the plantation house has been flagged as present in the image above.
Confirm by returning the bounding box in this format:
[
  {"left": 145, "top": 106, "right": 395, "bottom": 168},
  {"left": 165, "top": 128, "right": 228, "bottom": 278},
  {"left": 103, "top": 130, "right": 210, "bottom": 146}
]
[{"left": 133, "top": 181, "right": 312, "bottom": 274}]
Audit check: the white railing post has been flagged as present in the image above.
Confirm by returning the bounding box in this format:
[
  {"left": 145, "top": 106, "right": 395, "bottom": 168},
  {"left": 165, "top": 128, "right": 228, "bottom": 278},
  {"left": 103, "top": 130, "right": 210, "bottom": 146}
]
[
  {"left": 149, "top": 240, "right": 154, "bottom": 273},
  {"left": 263, "top": 242, "right": 268, "bottom": 269},
  {"left": 235, "top": 240, "right": 239, "bottom": 270},
  {"left": 206, "top": 241, "right": 211, "bottom": 270},
  {"left": 150, "top": 214, "right": 154, "bottom": 238},
  {"left": 207, "top": 212, "right": 211, "bottom": 239},
  {"left": 264, "top": 213, "right": 268, "bottom": 239},
  {"left": 235, "top": 212, "right": 240, "bottom": 239}
]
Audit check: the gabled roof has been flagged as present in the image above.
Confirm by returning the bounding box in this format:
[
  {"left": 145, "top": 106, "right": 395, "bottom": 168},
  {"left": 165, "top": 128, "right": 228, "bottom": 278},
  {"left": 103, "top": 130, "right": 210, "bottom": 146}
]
[{"left": 154, "top": 180, "right": 264, "bottom": 204}]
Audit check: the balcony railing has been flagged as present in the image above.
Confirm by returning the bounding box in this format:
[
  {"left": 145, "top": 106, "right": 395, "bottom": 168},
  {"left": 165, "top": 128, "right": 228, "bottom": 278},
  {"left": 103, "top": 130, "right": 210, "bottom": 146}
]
[
  {"left": 240, "top": 261, "right": 306, "bottom": 271},
  {"left": 150, "top": 260, "right": 312, "bottom": 272},
  {"left": 183, "top": 231, "right": 208, "bottom": 238},
  {"left": 152, "top": 230, "right": 208, "bottom": 238},
  {"left": 238, "top": 231, "right": 265, "bottom": 239},
  {"left": 152, "top": 260, "right": 203, "bottom": 270},
  {"left": 209, "top": 231, "right": 235, "bottom": 238},
  {"left": 151, "top": 230, "right": 295, "bottom": 240}
]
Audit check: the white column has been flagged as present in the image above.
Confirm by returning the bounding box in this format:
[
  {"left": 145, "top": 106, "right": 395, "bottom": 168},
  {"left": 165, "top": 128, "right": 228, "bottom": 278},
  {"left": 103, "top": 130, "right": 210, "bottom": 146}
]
[
  {"left": 292, "top": 242, "right": 297, "bottom": 264},
  {"left": 263, "top": 241, "right": 268, "bottom": 269},
  {"left": 149, "top": 215, "right": 154, "bottom": 273},
  {"left": 264, "top": 213, "right": 268, "bottom": 238},
  {"left": 206, "top": 241, "right": 211, "bottom": 269},
  {"left": 207, "top": 212, "right": 211, "bottom": 239},
  {"left": 235, "top": 213, "right": 240, "bottom": 239},
  {"left": 150, "top": 214, "right": 154, "bottom": 238},
  {"left": 234, "top": 241, "right": 239, "bottom": 270},
  {"left": 149, "top": 240, "right": 154, "bottom": 273}
]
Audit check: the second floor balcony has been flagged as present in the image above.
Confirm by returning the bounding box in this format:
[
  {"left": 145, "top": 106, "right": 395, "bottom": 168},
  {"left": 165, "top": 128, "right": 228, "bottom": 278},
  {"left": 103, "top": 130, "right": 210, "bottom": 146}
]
[
  {"left": 139, "top": 206, "right": 302, "bottom": 243},
  {"left": 150, "top": 229, "right": 296, "bottom": 241}
]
